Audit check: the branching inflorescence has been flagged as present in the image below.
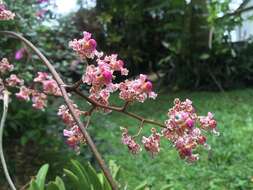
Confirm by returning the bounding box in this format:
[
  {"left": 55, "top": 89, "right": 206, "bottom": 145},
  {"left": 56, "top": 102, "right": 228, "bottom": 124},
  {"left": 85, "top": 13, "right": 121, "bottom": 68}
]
[
  {"left": 0, "top": 31, "right": 218, "bottom": 162},
  {"left": 0, "top": 3, "right": 218, "bottom": 189}
]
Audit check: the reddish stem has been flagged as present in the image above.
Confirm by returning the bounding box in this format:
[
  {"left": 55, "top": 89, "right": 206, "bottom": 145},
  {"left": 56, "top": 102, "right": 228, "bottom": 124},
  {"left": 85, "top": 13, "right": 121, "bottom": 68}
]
[{"left": 74, "top": 89, "right": 166, "bottom": 128}]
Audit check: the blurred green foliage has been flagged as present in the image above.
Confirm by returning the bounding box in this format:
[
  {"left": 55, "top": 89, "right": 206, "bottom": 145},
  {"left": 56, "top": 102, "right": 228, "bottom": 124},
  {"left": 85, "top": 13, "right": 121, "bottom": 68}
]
[{"left": 92, "top": 0, "right": 253, "bottom": 90}]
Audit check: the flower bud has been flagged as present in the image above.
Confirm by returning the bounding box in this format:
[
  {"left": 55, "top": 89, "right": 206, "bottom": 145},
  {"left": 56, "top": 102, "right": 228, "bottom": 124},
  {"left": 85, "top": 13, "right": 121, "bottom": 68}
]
[{"left": 102, "top": 70, "right": 112, "bottom": 84}]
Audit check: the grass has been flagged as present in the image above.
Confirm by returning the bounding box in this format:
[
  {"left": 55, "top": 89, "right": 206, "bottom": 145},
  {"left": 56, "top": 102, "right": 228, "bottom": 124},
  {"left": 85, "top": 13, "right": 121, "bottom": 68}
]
[{"left": 87, "top": 89, "right": 253, "bottom": 189}]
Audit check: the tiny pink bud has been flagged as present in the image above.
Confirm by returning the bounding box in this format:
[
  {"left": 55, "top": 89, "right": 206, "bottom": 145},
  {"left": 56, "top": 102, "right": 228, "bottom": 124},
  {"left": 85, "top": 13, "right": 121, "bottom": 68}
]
[
  {"left": 143, "top": 81, "right": 153, "bottom": 92},
  {"left": 186, "top": 118, "right": 194, "bottom": 128},
  {"left": 67, "top": 136, "right": 78, "bottom": 147},
  {"left": 15, "top": 48, "right": 26, "bottom": 60},
  {"left": 198, "top": 135, "right": 206, "bottom": 145},
  {"left": 87, "top": 39, "right": 97, "bottom": 49},
  {"left": 209, "top": 120, "right": 217, "bottom": 129},
  {"left": 117, "top": 60, "right": 124, "bottom": 67},
  {"left": 102, "top": 71, "right": 112, "bottom": 84}
]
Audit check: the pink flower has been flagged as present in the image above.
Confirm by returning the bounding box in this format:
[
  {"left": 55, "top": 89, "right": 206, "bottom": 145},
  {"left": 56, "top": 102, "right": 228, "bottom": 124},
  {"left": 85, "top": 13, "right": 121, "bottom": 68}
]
[
  {"left": 31, "top": 92, "right": 47, "bottom": 110},
  {"left": 0, "top": 4, "right": 15, "bottom": 20},
  {"left": 69, "top": 31, "right": 97, "bottom": 59},
  {"left": 5, "top": 74, "right": 24, "bottom": 87},
  {"left": 34, "top": 72, "right": 50, "bottom": 82},
  {"left": 104, "top": 54, "right": 128, "bottom": 76},
  {"left": 58, "top": 104, "right": 85, "bottom": 127},
  {"left": 16, "top": 86, "right": 31, "bottom": 101},
  {"left": 162, "top": 98, "right": 218, "bottom": 162},
  {"left": 142, "top": 128, "right": 160, "bottom": 156},
  {"left": 199, "top": 112, "right": 217, "bottom": 132},
  {"left": 42, "top": 79, "right": 61, "bottom": 96},
  {"left": 63, "top": 126, "right": 85, "bottom": 150},
  {"left": 59, "top": 103, "right": 86, "bottom": 152},
  {"left": 119, "top": 74, "right": 157, "bottom": 103},
  {"left": 0, "top": 58, "right": 14, "bottom": 73},
  {"left": 102, "top": 70, "right": 112, "bottom": 84},
  {"left": 15, "top": 48, "right": 26, "bottom": 60},
  {"left": 34, "top": 72, "right": 61, "bottom": 96},
  {"left": 58, "top": 105, "right": 75, "bottom": 126},
  {"left": 121, "top": 128, "right": 141, "bottom": 154}
]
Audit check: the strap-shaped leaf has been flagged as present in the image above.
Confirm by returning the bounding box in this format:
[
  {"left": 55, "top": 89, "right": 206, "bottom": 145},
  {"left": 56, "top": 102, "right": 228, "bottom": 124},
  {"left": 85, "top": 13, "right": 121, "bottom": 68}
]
[
  {"left": 70, "top": 160, "right": 90, "bottom": 189},
  {"left": 46, "top": 182, "right": 59, "bottom": 190},
  {"left": 102, "top": 174, "right": 112, "bottom": 190},
  {"left": 28, "top": 180, "right": 40, "bottom": 190},
  {"left": 35, "top": 164, "right": 49, "bottom": 190},
  {"left": 54, "top": 176, "right": 66, "bottom": 190},
  {"left": 63, "top": 169, "right": 80, "bottom": 190},
  {"left": 85, "top": 162, "right": 103, "bottom": 190},
  {"left": 72, "top": 160, "right": 91, "bottom": 185},
  {"left": 97, "top": 173, "right": 104, "bottom": 186}
]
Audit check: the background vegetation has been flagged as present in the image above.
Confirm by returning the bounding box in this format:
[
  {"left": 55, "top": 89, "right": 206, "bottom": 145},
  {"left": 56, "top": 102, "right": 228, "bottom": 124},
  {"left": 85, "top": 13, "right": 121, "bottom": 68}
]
[{"left": 1, "top": 0, "right": 253, "bottom": 189}]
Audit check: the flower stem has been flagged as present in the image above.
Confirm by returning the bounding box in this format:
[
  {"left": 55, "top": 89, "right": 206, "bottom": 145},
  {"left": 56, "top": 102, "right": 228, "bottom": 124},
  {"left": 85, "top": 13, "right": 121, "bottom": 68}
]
[{"left": 0, "top": 90, "right": 17, "bottom": 190}]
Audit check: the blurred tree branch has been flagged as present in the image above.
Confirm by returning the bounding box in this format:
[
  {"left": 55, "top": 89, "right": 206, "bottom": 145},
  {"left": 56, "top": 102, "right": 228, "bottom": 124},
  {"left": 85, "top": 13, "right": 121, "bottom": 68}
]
[{"left": 217, "top": 0, "right": 253, "bottom": 20}]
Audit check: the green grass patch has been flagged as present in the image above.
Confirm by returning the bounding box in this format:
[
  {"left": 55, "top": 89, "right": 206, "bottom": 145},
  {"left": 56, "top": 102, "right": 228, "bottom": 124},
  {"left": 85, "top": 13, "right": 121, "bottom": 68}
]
[{"left": 85, "top": 89, "right": 253, "bottom": 189}]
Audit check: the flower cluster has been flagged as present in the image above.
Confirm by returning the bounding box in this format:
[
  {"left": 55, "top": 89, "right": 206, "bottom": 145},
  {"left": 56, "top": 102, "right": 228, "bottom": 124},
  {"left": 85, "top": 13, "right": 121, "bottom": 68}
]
[
  {"left": 0, "top": 58, "right": 15, "bottom": 99},
  {"left": 34, "top": 72, "right": 62, "bottom": 96},
  {"left": 119, "top": 74, "right": 157, "bottom": 103},
  {"left": 0, "top": 58, "right": 13, "bottom": 73},
  {"left": 0, "top": 28, "right": 218, "bottom": 163},
  {"left": 58, "top": 104, "right": 86, "bottom": 153},
  {"left": 0, "top": 58, "right": 61, "bottom": 111},
  {"left": 69, "top": 31, "right": 98, "bottom": 59},
  {"left": 83, "top": 54, "right": 129, "bottom": 111},
  {"left": 121, "top": 128, "right": 141, "bottom": 154},
  {"left": 68, "top": 31, "right": 218, "bottom": 161},
  {"left": 142, "top": 128, "right": 161, "bottom": 156},
  {"left": 0, "top": 3, "right": 15, "bottom": 20},
  {"left": 119, "top": 98, "right": 217, "bottom": 162},
  {"left": 6, "top": 74, "right": 24, "bottom": 87},
  {"left": 162, "top": 98, "right": 218, "bottom": 162},
  {"left": 13, "top": 71, "right": 62, "bottom": 111},
  {"left": 70, "top": 31, "right": 156, "bottom": 112}
]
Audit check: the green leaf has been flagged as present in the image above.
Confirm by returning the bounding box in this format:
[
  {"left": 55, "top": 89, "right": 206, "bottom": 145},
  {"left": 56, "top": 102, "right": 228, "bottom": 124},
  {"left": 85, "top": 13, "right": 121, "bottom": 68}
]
[
  {"left": 134, "top": 180, "right": 148, "bottom": 190},
  {"left": 72, "top": 160, "right": 91, "bottom": 185},
  {"left": 85, "top": 162, "right": 103, "bottom": 190},
  {"left": 63, "top": 169, "right": 80, "bottom": 190},
  {"left": 70, "top": 160, "right": 90, "bottom": 189},
  {"left": 109, "top": 160, "right": 120, "bottom": 179},
  {"left": 55, "top": 177, "right": 66, "bottom": 190},
  {"left": 160, "top": 185, "right": 172, "bottom": 190},
  {"left": 47, "top": 182, "right": 59, "bottom": 190},
  {"left": 35, "top": 164, "right": 49, "bottom": 190},
  {"left": 97, "top": 173, "right": 104, "bottom": 186},
  {"left": 28, "top": 180, "right": 40, "bottom": 190},
  {"left": 102, "top": 174, "right": 112, "bottom": 190}
]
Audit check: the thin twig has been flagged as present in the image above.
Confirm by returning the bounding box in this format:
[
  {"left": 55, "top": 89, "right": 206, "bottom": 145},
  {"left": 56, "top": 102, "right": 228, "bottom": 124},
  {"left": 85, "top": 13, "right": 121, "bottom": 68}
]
[
  {"left": 0, "top": 90, "right": 16, "bottom": 190},
  {"left": 65, "top": 78, "right": 83, "bottom": 92},
  {"left": 74, "top": 89, "right": 166, "bottom": 128},
  {"left": 133, "top": 119, "right": 145, "bottom": 138}
]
